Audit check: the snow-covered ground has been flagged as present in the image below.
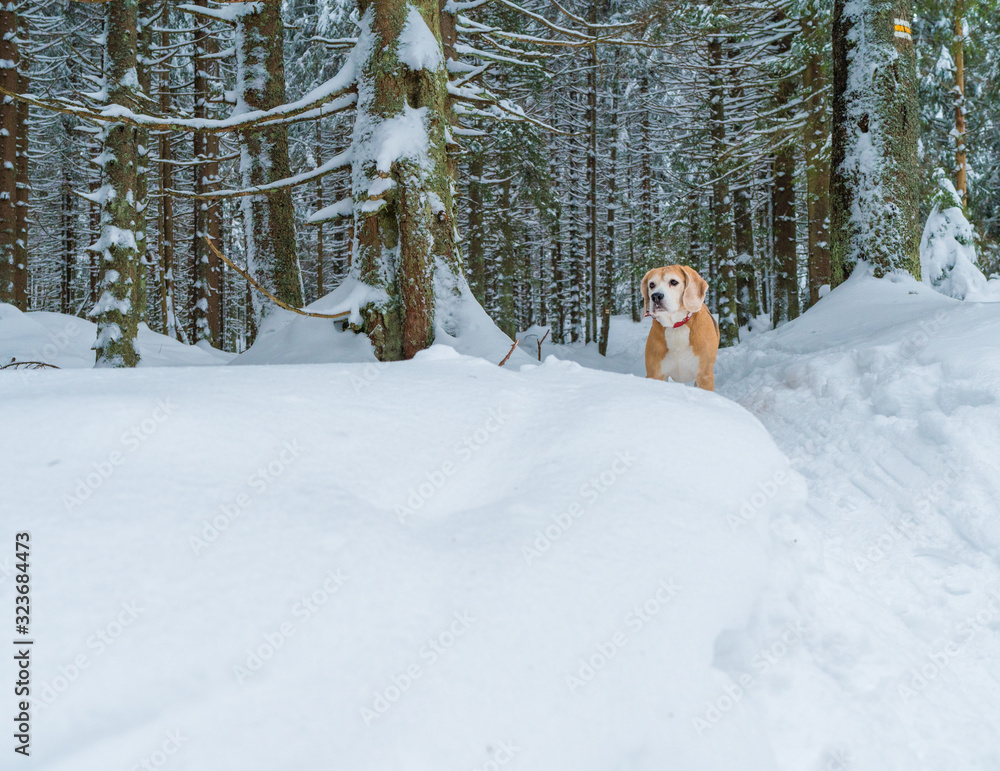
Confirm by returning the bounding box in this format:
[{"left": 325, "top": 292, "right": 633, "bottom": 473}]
[{"left": 2, "top": 270, "right": 1000, "bottom": 769}]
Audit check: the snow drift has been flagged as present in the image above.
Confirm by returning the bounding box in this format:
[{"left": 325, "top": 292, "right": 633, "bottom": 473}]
[{"left": 2, "top": 346, "right": 802, "bottom": 770}]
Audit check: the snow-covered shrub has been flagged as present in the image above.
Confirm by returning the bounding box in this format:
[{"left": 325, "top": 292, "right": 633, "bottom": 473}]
[{"left": 919, "top": 170, "right": 999, "bottom": 300}]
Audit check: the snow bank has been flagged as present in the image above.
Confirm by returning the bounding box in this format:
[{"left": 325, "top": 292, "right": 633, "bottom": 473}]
[
  {"left": 4, "top": 351, "right": 801, "bottom": 770},
  {"left": 718, "top": 270, "right": 1000, "bottom": 769},
  {"left": 0, "top": 304, "right": 233, "bottom": 369},
  {"left": 236, "top": 277, "right": 535, "bottom": 367}
]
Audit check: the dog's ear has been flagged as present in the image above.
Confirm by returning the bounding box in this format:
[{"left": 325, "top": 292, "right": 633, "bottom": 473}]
[
  {"left": 640, "top": 270, "right": 654, "bottom": 317},
  {"left": 680, "top": 266, "right": 708, "bottom": 313}
]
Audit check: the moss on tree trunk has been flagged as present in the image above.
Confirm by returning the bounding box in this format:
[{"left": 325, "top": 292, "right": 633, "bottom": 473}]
[
  {"left": 93, "top": 0, "right": 142, "bottom": 367},
  {"left": 831, "top": 0, "right": 921, "bottom": 282},
  {"left": 236, "top": 0, "right": 303, "bottom": 337},
  {"left": 352, "top": 0, "right": 462, "bottom": 361}
]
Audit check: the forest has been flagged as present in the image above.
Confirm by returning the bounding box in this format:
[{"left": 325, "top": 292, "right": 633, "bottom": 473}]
[
  {"left": 3, "top": 0, "right": 996, "bottom": 362},
  {"left": 5, "top": 1, "right": 1000, "bottom": 769}
]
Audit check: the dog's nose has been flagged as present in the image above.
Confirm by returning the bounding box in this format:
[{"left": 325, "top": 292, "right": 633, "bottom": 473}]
[{"left": 651, "top": 292, "right": 664, "bottom": 304}]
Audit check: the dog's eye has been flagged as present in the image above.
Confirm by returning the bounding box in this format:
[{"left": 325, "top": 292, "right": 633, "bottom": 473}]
[
  {"left": 669, "top": 279, "right": 679, "bottom": 286},
  {"left": 649, "top": 282, "right": 655, "bottom": 288}
]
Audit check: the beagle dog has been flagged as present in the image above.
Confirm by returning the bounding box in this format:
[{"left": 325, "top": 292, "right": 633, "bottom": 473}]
[{"left": 641, "top": 265, "right": 720, "bottom": 391}]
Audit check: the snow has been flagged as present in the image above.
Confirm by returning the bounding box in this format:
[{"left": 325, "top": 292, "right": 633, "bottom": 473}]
[
  {"left": 0, "top": 304, "right": 234, "bottom": 369},
  {"left": 3, "top": 325, "right": 798, "bottom": 771},
  {"left": 4, "top": 273, "right": 1000, "bottom": 769},
  {"left": 235, "top": 276, "right": 534, "bottom": 367},
  {"left": 398, "top": 6, "right": 444, "bottom": 72}
]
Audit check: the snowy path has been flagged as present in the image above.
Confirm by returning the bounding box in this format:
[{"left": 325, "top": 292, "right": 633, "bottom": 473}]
[
  {"left": 712, "top": 277, "right": 1000, "bottom": 770},
  {"left": 548, "top": 274, "right": 1000, "bottom": 768}
]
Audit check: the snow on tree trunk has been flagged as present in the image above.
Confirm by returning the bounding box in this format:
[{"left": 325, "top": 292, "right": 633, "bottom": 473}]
[
  {"left": 233, "top": 0, "right": 303, "bottom": 337},
  {"left": 14, "top": 11, "right": 28, "bottom": 311},
  {"left": 831, "top": 0, "right": 921, "bottom": 281},
  {"left": 193, "top": 0, "right": 222, "bottom": 344},
  {"left": 0, "top": 2, "right": 20, "bottom": 309},
  {"left": 351, "top": 0, "right": 462, "bottom": 361},
  {"left": 91, "top": 0, "right": 142, "bottom": 368}
]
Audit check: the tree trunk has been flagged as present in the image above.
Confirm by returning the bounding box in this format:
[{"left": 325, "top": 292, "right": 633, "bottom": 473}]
[
  {"left": 315, "top": 121, "right": 325, "bottom": 299},
  {"left": 235, "top": 0, "right": 302, "bottom": 337},
  {"left": 467, "top": 149, "right": 485, "bottom": 304},
  {"left": 158, "top": 24, "right": 180, "bottom": 340},
  {"left": 0, "top": 4, "right": 19, "bottom": 307},
  {"left": 13, "top": 12, "right": 28, "bottom": 309},
  {"left": 599, "top": 61, "right": 618, "bottom": 357},
  {"left": 709, "top": 36, "right": 739, "bottom": 346},
  {"left": 953, "top": 0, "right": 967, "bottom": 206},
  {"left": 351, "top": 0, "right": 463, "bottom": 360},
  {"left": 586, "top": 8, "right": 598, "bottom": 344},
  {"left": 772, "top": 150, "right": 799, "bottom": 326},
  {"left": 804, "top": 50, "right": 832, "bottom": 306},
  {"left": 62, "top": 180, "right": 75, "bottom": 315},
  {"left": 831, "top": 0, "right": 921, "bottom": 281},
  {"left": 92, "top": 0, "right": 142, "bottom": 367},
  {"left": 734, "top": 185, "right": 759, "bottom": 325},
  {"left": 191, "top": 0, "right": 222, "bottom": 343},
  {"left": 134, "top": 2, "right": 152, "bottom": 322}
]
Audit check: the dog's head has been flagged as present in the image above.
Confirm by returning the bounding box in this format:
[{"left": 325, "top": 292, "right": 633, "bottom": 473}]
[{"left": 641, "top": 265, "right": 708, "bottom": 325}]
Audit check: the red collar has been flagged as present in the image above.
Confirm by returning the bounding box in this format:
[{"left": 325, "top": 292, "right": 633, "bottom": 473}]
[{"left": 644, "top": 311, "right": 692, "bottom": 328}]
